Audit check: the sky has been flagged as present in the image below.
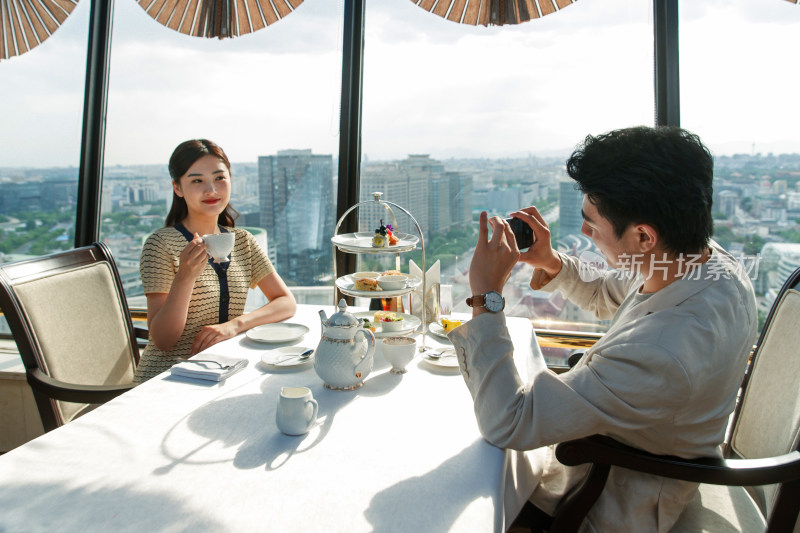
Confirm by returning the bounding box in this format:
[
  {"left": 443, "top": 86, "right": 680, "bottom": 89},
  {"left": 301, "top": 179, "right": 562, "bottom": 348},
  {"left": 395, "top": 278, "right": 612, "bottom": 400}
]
[{"left": 1, "top": 0, "right": 799, "bottom": 168}]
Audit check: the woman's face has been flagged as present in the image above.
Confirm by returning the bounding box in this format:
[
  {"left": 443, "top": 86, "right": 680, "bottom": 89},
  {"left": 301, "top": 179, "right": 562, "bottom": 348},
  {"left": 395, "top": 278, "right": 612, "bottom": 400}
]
[{"left": 173, "top": 155, "right": 231, "bottom": 220}]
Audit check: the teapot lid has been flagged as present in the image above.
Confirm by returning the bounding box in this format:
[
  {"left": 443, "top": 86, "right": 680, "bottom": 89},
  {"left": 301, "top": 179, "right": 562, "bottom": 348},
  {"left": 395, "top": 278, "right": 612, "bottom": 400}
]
[{"left": 326, "top": 299, "right": 360, "bottom": 328}]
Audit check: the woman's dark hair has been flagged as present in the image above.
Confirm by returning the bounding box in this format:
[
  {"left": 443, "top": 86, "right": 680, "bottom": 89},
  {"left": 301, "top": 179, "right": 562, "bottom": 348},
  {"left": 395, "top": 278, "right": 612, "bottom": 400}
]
[
  {"left": 566, "top": 126, "right": 714, "bottom": 256},
  {"left": 165, "top": 139, "right": 239, "bottom": 227}
]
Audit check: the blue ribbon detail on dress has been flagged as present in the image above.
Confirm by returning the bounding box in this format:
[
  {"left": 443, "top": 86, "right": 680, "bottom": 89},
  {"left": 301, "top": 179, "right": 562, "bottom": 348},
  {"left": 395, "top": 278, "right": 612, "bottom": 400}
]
[{"left": 174, "top": 223, "right": 231, "bottom": 323}]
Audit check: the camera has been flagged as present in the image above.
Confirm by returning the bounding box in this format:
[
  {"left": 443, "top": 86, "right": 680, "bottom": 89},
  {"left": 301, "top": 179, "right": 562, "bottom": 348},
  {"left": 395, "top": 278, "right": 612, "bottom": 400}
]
[{"left": 506, "top": 217, "right": 535, "bottom": 250}]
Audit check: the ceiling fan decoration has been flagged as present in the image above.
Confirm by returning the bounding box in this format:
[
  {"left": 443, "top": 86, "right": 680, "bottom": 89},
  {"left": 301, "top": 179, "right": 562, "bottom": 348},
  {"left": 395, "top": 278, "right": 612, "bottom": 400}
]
[
  {"left": 409, "top": 0, "right": 577, "bottom": 26},
  {"left": 135, "top": 0, "right": 303, "bottom": 39},
  {"left": 0, "top": 0, "right": 79, "bottom": 61}
]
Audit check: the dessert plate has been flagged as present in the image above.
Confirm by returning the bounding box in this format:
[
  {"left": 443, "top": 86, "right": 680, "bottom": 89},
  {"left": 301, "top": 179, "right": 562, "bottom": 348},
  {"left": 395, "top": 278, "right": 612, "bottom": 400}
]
[
  {"left": 246, "top": 323, "right": 309, "bottom": 344},
  {"left": 261, "top": 347, "right": 315, "bottom": 367},
  {"left": 336, "top": 275, "right": 421, "bottom": 298},
  {"left": 354, "top": 311, "right": 421, "bottom": 337},
  {"left": 331, "top": 232, "right": 419, "bottom": 253},
  {"left": 427, "top": 322, "right": 452, "bottom": 340}
]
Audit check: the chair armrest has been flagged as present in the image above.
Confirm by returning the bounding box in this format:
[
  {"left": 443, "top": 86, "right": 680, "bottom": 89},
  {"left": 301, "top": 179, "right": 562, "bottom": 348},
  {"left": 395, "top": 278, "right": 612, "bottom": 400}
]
[
  {"left": 27, "top": 368, "right": 136, "bottom": 404},
  {"left": 549, "top": 435, "right": 800, "bottom": 533},
  {"left": 556, "top": 435, "right": 800, "bottom": 486}
]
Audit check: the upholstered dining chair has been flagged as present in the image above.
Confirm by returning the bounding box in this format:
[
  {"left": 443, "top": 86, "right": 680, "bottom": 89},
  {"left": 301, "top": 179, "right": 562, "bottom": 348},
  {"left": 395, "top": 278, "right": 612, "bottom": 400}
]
[
  {"left": 0, "top": 242, "right": 143, "bottom": 433},
  {"left": 546, "top": 265, "right": 800, "bottom": 533}
]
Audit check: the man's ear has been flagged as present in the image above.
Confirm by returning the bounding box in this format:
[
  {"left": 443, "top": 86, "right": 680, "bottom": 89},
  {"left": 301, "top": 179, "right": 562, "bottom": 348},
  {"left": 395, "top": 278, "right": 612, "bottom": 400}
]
[{"left": 633, "top": 223, "right": 658, "bottom": 253}]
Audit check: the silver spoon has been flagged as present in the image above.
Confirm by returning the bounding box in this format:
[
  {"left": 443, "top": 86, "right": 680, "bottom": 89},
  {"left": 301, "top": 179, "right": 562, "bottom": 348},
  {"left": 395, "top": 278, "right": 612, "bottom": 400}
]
[
  {"left": 273, "top": 349, "right": 314, "bottom": 365},
  {"left": 423, "top": 348, "right": 456, "bottom": 359}
]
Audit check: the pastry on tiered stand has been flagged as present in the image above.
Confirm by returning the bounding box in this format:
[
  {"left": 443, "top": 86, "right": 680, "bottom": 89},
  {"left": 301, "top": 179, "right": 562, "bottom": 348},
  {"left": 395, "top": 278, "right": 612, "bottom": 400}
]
[{"left": 372, "top": 220, "right": 389, "bottom": 248}]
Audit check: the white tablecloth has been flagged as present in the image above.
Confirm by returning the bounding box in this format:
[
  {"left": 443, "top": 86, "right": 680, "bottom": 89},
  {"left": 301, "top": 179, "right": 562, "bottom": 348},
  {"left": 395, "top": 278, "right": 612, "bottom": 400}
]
[{"left": 0, "top": 305, "right": 545, "bottom": 532}]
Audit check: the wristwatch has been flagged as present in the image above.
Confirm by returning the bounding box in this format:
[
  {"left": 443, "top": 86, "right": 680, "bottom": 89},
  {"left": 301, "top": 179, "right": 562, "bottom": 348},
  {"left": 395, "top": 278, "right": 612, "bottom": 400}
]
[{"left": 466, "top": 291, "right": 505, "bottom": 313}]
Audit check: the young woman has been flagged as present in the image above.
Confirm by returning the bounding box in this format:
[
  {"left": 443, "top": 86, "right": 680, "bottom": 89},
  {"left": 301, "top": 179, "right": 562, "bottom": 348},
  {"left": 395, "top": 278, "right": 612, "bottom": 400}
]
[{"left": 135, "top": 139, "right": 296, "bottom": 382}]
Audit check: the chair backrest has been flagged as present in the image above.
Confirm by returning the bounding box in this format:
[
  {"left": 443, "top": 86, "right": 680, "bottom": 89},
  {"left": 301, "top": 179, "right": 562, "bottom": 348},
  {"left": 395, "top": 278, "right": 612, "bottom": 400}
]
[
  {"left": 730, "top": 266, "right": 800, "bottom": 525},
  {"left": 0, "top": 243, "right": 140, "bottom": 431}
]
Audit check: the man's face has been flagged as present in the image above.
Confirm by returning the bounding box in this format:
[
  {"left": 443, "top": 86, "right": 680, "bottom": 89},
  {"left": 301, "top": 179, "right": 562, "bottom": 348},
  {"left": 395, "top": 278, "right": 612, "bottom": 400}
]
[{"left": 580, "top": 196, "right": 640, "bottom": 270}]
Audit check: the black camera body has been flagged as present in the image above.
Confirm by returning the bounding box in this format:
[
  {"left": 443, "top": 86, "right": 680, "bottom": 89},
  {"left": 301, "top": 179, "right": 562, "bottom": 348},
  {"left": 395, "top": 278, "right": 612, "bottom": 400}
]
[{"left": 506, "top": 217, "right": 535, "bottom": 250}]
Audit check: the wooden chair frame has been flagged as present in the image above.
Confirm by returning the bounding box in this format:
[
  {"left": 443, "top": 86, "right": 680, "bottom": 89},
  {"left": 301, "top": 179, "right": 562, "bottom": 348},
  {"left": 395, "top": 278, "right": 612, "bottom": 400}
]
[{"left": 0, "top": 242, "right": 145, "bottom": 432}]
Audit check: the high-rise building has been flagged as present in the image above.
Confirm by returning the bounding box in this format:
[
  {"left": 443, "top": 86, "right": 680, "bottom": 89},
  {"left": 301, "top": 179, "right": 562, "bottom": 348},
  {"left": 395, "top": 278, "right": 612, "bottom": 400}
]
[
  {"left": 444, "top": 171, "right": 473, "bottom": 232},
  {"left": 559, "top": 179, "right": 584, "bottom": 239},
  {"left": 717, "top": 190, "right": 739, "bottom": 219},
  {"left": 258, "top": 149, "right": 335, "bottom": 285},
  {"left": 359, "top": 160, "right": 430, "bottom": 239},
  {"left": 359, "top": 155, "right": 472, "bottom": 241}
]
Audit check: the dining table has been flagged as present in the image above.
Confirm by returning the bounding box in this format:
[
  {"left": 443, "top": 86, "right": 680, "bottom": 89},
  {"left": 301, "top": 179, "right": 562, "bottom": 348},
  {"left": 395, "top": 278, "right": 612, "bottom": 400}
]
[{"left": 0, "top": 304, "right": 547, "bottom": 532}]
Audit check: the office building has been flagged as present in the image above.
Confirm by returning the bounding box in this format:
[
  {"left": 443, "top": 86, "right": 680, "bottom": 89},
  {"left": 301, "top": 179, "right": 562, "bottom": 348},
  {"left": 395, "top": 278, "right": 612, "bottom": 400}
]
[
  {"left": 359, "top": 155, "right": 472, "bottom": 241},
  {"left": 258, "top": 150, "right": 335, "bottom": 285},
  {"left": 559, "top": 179, "right": 584, "bottom": 239}
]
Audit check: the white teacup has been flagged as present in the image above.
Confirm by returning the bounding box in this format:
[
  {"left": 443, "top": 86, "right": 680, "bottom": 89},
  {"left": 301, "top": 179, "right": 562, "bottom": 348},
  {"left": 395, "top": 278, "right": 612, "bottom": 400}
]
[
  {"left": 276, "top": 386, "right": 318, "bottom": 436},
  {"left": 382, "top": 337, "right": 417, "bottom": 374},
  {"left": 202, "top": 233, "right": 235, "bottom": 263}
]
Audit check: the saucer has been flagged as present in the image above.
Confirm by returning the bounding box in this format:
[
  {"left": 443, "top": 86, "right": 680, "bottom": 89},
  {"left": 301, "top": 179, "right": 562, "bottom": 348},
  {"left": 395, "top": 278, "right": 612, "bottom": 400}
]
[{"left": 421, "top": 349, "right": 459, "bottom": 369}]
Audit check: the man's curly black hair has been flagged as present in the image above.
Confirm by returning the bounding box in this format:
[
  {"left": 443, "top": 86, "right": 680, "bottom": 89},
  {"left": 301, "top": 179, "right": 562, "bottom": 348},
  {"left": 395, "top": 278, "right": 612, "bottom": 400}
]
[{"left": 566, "top": 126, "right": 714, "bottom": 256}]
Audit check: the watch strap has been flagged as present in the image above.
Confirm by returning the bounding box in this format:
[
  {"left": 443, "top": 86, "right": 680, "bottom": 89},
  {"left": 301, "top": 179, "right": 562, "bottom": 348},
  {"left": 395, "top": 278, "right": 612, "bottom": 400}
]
[{"left": 466, "top": 294, "right": 485, "bottom": 308}]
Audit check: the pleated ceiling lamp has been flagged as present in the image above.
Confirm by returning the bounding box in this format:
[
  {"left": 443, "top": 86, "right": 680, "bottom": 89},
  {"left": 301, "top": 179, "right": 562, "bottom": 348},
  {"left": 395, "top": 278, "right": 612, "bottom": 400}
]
[
  {"left": 136, "top": 0, "right": 303, "bottom": 39},
  {"left": 410, "top": 0, "right": 578, "bottom": 26},
  {"left": 0, "top": 0, "right": 79, "bottom": 61}
]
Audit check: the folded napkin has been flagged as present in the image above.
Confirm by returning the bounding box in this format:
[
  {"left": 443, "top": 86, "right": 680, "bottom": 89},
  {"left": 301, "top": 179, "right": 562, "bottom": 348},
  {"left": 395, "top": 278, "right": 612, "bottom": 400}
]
[
  {"left": 170, "top": 355, "right": 249, "bottom": 382},
  {"left": 409, "top": 259, "right": 440, "bottom": 324}
]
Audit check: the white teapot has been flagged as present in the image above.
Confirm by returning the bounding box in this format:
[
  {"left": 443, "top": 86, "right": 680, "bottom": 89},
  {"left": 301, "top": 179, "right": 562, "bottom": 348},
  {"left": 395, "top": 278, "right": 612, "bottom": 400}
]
[{"left": 315, "top": 299, "right": 375, "bottom": 390}]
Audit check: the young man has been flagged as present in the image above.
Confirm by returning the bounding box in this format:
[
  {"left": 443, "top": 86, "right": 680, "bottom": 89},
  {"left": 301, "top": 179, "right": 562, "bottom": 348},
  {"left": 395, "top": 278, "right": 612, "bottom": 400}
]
[{"left": 449, "top": 126, "right": 757, "bottom": 532}]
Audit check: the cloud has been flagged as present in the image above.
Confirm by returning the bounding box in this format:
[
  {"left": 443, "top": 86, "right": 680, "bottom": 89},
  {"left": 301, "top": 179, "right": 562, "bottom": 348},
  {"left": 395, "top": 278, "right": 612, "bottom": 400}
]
[{"left": 2, "top": 0, "right": 800, "bottom": 168}]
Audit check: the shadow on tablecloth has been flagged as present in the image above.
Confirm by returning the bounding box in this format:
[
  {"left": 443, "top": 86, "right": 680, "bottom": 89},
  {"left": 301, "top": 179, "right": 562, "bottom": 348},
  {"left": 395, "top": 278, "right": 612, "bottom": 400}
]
[
  {"left": 154, "top": 368, "right": 401, "bottom": 474},
  {"left": 365, "top": 438, "right": 500, "bottom": 532},
  {"left": 0, "top": 481, "right": 225, "bottom": 532}
]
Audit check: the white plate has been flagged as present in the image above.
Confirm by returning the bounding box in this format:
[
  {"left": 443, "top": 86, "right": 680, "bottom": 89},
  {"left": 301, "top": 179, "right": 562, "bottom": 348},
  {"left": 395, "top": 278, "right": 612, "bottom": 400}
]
[
  {"left": 246, "top": 323, "right": 309, "bottom": 344},
  {"left": 261, "top": 346, "right": 315, "bottom": 367},
  {"left": 354, "top": 311, "right": 421, "bottom": 337},
  {"left": 331, "top": 232, "right": 419, "bottom": 253},
  {"left": 428, "top": 322, "right": 453, "bottom": 340},
  {"left": 421, "top": 349, "right": 459, "bottom": 368},
  {"left": 336, "top": 275, "right": 422, "bottom": 298}
]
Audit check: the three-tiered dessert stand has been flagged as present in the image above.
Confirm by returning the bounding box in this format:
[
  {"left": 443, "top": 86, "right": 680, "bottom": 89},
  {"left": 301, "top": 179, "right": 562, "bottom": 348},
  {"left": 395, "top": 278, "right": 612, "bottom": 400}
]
[{"left": 331, "top": 192, "right": 428, "bottom": 350}]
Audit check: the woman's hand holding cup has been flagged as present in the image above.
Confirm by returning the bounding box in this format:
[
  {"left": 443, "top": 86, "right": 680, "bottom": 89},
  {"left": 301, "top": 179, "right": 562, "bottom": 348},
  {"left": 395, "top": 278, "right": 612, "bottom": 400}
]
[{"left": 177, "top": 233, "right": 210, "bottom": 281}]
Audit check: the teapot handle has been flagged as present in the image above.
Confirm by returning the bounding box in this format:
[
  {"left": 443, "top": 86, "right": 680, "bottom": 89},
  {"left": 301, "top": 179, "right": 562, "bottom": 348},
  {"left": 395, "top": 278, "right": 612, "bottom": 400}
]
[{"left": 356, "top": 328, "right": 375, "bottom": 361}]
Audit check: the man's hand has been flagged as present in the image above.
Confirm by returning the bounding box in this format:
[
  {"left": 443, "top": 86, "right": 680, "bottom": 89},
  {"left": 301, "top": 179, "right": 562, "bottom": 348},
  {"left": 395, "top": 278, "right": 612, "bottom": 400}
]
[
  {"left": 468, "top": 212, "right": 519, "bottom": 300},
  {"left": 510, "top": 207, "right": 562, "bottom": 278}
]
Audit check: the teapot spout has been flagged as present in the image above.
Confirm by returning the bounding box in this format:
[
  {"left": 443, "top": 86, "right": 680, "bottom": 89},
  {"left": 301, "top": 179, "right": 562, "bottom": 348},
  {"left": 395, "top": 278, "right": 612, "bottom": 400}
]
[{"left": 318, "top": 309, "right": 328, "bottom": 336}]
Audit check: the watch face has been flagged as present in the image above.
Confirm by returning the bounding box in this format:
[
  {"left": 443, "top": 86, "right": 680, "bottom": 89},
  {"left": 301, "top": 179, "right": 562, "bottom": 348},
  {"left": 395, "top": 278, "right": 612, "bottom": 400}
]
[{"left": 484, "top": 291, "right": 504, "bottom": 312}]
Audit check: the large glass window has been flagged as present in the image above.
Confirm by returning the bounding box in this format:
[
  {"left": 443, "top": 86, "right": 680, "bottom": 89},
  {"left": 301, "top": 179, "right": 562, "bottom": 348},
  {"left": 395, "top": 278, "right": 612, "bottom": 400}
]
[
  {"left": 100, "top": 0, "right": 344, "bottom": 309},
  {"left": 0, "top": 4, "right": 90, "bottom": 335},
  {"left": 359, "top": 0, "right": 654, "bottom": 353},
  {"left": 6, "top": 0, "right": 799, "bottom": 349},
  {"left": 681, "top": 0, "right": 800, "bottom": 329}
]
